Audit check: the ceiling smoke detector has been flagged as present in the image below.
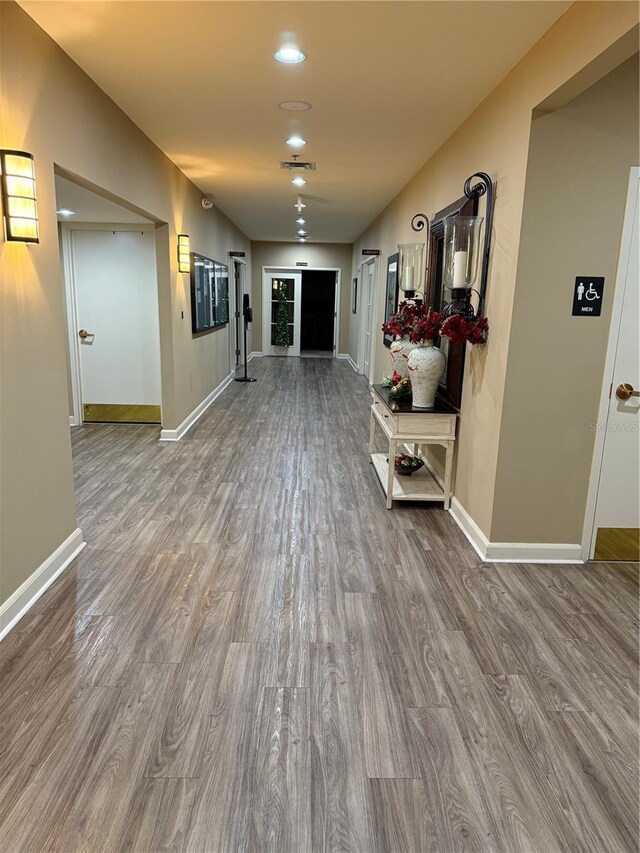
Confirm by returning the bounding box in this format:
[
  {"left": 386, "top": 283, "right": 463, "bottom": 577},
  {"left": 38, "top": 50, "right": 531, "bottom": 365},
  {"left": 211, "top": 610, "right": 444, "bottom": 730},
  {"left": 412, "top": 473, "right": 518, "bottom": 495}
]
[
  {"left": 201, "top": 196, "right": 214, "bottom": 210},
  {"left": 279, "top": 101, "right": 313, "bottom": 112}
]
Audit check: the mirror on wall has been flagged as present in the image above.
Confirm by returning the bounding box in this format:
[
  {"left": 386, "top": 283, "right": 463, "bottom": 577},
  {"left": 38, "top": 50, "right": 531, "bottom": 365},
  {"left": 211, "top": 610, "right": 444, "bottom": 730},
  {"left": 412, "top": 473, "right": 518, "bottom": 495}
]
[
  {"left": 190, "top": 253, "right": 229, "bottom": 335},
  {"left": 426, "top": 194, "right": 477, "bottom": 410}
]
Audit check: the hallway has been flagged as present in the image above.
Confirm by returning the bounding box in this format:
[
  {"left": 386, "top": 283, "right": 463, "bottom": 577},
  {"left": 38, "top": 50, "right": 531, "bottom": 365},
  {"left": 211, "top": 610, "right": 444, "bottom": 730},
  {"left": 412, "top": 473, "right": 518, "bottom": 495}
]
[{"left": 0, "top": 357, "right": 637, "bottom": 852}]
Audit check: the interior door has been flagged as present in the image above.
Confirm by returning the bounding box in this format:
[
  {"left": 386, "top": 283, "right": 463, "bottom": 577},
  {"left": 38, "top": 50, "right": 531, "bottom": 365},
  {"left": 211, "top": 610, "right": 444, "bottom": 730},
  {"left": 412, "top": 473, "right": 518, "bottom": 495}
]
[
  {"left": 591, "top": 173, "right": 639, "bottom": 560},
  {"left": 362, "top": 262, "right": 375, "bottom": 380},
  {"left": 263, "top": 271, "right": 302, "bottom": 356},
  {"left": 73, "top": 230, "right": 162, "bottom": 423}
]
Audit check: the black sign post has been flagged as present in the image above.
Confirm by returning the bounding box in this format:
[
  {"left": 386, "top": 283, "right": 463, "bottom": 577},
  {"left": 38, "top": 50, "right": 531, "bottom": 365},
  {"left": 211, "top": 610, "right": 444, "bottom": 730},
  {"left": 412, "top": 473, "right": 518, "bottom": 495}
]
[{"left": 572, "top": 276, "right": 604, "bottom": 317}]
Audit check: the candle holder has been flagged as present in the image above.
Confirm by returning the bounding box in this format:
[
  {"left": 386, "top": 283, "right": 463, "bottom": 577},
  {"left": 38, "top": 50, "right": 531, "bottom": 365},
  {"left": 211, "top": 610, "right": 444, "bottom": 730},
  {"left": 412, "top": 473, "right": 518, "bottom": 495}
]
[
  {"left": 397, "top": 241, "right": 426, "bottom": 300},
  {"left": 441, "top": 171, "right": 494, "bottom": 320},
  {"left": 441, "top": 214, "right": 483, "bottom": 319}
]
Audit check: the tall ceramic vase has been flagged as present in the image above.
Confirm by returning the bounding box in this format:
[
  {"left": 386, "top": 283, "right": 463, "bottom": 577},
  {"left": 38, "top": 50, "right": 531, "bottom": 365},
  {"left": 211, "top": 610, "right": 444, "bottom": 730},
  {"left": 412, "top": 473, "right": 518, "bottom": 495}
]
[
  {"left": 389, "top": 337, "right": 415, "bottom": 378},
  {"left": 407, "top": 341, "right": 446, "bottom": 409}
]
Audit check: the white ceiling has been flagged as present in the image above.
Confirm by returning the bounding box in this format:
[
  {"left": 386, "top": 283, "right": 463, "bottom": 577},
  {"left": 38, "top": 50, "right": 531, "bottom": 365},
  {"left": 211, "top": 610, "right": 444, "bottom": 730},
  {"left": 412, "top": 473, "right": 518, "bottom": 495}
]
[
  {"left": 55, "top": 175, "right": 153, "bottom": 223},
  {"left": 24, "top": 1, "right": 571, "bottom": 243}
]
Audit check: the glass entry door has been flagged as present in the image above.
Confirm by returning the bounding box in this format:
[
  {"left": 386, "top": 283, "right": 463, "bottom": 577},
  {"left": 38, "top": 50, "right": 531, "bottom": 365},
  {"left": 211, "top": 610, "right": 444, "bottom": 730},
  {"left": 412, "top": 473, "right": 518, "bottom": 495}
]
[{"left": 263, "top": 270, "right": 302, "bottom": 356}]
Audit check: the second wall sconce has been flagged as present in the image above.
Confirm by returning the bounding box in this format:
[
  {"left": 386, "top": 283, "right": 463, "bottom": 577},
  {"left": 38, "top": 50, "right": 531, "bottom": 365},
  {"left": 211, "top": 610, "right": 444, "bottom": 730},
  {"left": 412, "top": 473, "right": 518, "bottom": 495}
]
[
  {"left": 0, "top": 150, "right": 39, "bottom": 243},
  {"left": 177, "top": 234, "right": 190, "bottom": 273}
]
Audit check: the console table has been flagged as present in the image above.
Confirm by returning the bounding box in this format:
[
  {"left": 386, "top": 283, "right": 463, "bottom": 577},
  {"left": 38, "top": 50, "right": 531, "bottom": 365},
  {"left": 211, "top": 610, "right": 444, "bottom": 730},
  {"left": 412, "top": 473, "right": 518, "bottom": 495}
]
[{"left": 369, "top": 385, "right": 458, "bottom": 509}]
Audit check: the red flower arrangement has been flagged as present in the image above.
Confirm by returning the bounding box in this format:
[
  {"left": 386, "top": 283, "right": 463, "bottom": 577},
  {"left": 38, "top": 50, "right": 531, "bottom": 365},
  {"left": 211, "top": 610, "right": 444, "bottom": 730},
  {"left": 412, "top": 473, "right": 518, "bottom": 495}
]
[{"left": 382, "top": 300, "right": 488, "bottom": 345}]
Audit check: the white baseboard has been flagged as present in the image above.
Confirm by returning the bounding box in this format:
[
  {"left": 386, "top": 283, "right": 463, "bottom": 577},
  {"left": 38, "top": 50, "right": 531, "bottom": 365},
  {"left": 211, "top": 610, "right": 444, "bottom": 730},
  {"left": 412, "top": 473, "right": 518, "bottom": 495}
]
[
  {"left": 159, "top": 373, "right": 233, "bottom": 441},
  {"left": 0, "top": 527, "right": 85, "bottom": 643},
  {"left": 449, "top": 497, "right": 583, "bottom": 564},
  {"left": 248, "top": 351, "right": 263, "bottom": 362},
  {"left": 69, "top": 415, "right": 79, "bottom": 427},
  {"left": 337, "top": 353, "right": 359, "bottom": 372}
]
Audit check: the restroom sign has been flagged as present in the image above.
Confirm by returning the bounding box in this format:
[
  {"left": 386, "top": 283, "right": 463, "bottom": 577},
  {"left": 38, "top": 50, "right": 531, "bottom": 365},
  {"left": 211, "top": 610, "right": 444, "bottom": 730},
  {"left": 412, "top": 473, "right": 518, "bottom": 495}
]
[{"left": 572, "top": 276, "right": 604, "bottom": 316}]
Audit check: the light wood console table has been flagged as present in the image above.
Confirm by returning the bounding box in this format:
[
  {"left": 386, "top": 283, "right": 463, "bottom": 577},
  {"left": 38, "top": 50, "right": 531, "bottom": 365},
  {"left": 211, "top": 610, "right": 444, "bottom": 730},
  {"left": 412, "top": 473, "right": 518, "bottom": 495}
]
[{"left": 369, "top": 385, "right": 458, "bottom": 509}]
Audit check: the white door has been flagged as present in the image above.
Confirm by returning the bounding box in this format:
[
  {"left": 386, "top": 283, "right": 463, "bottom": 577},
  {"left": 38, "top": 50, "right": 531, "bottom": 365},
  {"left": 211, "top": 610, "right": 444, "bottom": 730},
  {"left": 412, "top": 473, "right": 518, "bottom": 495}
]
[
  {"left": 590, "top": 171, "right": 639, "bottom": 560},
  {"left": 361, "top": 261, "right": 375, "bottom": 381},
  {"left": 263, "top": 270, "right": 302, "bottom": 356},
  {"left": 72, "top": 230, "right": 162, "bottom": 422}
]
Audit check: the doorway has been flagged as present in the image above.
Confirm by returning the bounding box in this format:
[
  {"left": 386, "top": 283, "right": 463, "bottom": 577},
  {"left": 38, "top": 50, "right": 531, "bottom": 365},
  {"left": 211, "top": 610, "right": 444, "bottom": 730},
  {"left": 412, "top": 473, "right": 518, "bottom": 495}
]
[
  {"left": 584, "top": 168, "right": 640, "bottom": 561},
  {"left": 358, "top": 257, "right": 377, "bottom": 382},
  {"left": 300, "top": 270, "right": 336, "bottom": 355},
  {"left": 57, "top": 174, "right": 162, "bottom": 425},
  {"left": 262, "top": 266, "right": 340, "bottom": 358},
  {"left": 232, "top": 257, "right": 247, "bottom": 368}
]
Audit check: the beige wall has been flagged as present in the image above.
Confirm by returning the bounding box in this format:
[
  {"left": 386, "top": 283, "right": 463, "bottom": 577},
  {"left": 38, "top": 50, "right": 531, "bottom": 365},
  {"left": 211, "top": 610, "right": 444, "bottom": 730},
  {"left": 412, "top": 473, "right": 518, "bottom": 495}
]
[
  {"left": 348, "top": 2, "right": 638, "bottom": 540},
  {"left": 0, "top": 3, "right": 250, "bottom": 606},
  {"left": 251, "top": 242, "right": 353, "bottom": 353},
  {"left": 491, "top": 54, "right": 639, "bottom": 543}
]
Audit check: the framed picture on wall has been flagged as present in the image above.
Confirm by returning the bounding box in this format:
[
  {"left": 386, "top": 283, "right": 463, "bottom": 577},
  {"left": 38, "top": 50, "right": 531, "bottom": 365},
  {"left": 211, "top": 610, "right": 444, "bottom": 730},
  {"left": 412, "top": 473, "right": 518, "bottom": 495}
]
[
  {"left": 352, "top": 277, "right": 358, "bottom": 314},
  {"left": 383, "top": 252, "right": 399, "bottom": 348}
]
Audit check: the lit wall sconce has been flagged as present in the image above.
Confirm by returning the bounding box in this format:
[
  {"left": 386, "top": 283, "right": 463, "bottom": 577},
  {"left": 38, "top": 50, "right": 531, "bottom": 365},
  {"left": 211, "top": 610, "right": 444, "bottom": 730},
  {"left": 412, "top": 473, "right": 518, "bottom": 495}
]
[
  {"left": 442, "top": 172, "right": 494, "bottom": 319},
  {"left": 177, "top": 234, "right": 190, "bottom": 273},
  {"left": 0, "top": 150, "right": 39, "bottom": 243}
]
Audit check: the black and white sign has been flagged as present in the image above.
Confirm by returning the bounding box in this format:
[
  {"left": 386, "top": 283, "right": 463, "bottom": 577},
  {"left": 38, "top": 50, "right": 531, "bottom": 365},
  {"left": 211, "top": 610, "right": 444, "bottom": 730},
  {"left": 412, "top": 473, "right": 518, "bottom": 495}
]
[
  {"left": 572, "top": 276, "right": 604, "bottom": 316},
  {"left": 362, "top": 249, "right": 381, "bottom": 256}
]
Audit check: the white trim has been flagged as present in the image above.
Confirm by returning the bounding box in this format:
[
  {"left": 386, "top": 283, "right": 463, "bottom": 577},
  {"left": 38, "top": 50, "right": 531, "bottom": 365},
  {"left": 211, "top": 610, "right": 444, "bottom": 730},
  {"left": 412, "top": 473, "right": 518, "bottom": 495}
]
[
  {"left": 581, "top": 168, "right": 640, "bottom": 562},
  {"left": 0, "top": 528, "right": 85, "bottom": 643},
  {"left": 449, "top": 498, "right": 583, "bottom": 564},
  {"left": 60, "top": 225, "right": 84, "bottom": 427},
  {"left": 337, "top": 353, "right": 359, "bottom": 372},
  {"left": 159, "top": 372, "right": 233, "bottom": 441},
  {"left": 248, "top": 351, "right": 263, "bottom": 362}
]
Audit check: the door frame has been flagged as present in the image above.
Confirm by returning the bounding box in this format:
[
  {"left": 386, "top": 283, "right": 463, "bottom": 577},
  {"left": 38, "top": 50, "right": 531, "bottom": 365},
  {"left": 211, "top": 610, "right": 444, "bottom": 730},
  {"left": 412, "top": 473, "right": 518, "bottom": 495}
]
[
  {"left": 261, "top": 265, "right": 341, "bottom": 357},
  {"left": 581, "top": 167, "right": 639, "bottom": 561},
  {"left": 230, "top": 255, "right": 247, "bottom": 370},
  {"left": 357, "top": 255, "right": 377, "bottom": 384},
  {"left": 60, "top": 222, "right": 158, "bottom": 426}
]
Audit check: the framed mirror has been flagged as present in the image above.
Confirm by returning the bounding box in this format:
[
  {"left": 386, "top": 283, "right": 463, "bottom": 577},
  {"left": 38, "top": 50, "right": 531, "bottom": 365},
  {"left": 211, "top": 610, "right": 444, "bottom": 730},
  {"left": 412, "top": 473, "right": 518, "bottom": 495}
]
[
  {"left": 425, "top": 194, "right": 478, "bottom": 409},
  {"left": 383, "top": 252, "right": 399, "bottom": 348},
  {"left": 190, "top": 253, "right": 229, "bottom": 335}
]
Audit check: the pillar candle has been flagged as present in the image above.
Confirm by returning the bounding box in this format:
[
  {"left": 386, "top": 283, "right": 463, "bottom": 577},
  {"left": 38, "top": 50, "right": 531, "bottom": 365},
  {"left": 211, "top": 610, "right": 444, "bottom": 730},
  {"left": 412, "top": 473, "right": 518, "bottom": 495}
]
[{"left": 453, "top": 250, "right": 467, "bottom": 288}]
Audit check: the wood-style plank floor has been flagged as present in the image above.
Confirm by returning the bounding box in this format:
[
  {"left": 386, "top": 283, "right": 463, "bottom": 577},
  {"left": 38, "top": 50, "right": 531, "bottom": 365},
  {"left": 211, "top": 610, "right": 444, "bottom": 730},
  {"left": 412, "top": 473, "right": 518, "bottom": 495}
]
[{"left": 0, "top": 357, "right": 638, "bottom": 852}]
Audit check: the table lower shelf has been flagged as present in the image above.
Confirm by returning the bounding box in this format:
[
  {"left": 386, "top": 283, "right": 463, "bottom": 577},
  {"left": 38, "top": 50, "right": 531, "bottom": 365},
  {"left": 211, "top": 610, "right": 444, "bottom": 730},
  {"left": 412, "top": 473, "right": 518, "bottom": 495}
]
[{"left": 370, "top": 453, "right": 445, "bottom": 502}]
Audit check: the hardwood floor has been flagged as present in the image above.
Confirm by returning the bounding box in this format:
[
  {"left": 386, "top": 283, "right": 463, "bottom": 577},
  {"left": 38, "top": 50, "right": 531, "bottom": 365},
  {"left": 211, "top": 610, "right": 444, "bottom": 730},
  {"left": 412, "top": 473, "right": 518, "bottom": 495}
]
[{"left": 0, "top": 357, "right": 637, "bottom": 852}]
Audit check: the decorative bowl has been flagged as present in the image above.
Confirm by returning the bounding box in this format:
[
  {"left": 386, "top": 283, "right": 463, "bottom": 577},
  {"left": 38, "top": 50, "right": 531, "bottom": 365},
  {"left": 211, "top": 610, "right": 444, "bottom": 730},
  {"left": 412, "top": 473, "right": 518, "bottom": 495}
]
[{"left": 394, "top": 453, "right": 424, "bottom": 476}]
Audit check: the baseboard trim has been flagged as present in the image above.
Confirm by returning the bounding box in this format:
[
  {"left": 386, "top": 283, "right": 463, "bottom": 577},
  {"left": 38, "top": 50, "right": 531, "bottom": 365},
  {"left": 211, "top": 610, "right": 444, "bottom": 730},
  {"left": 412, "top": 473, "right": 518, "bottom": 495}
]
[
  {"left": 248, "top": 351, "right": 263, "bottom": 362},
  {"left": 337, "top": 353, "right": 359, "bottom": 372},
  {"left": 449, "top": 497, "right": 583, "bottom": 564},
  {"left": 0, "top": 527, "right": 85, "bottom": 643},
  {"left": 159, "top": 373, "right": 234, "bottom": 442}
]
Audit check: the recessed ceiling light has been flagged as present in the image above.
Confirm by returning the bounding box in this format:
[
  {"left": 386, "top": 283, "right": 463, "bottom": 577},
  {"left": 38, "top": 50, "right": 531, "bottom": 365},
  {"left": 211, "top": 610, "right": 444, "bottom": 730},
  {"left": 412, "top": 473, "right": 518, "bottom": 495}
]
[
  {"left": 275, "top": 47, "right": 307, "bottom": 64},
  {"left": 294, "top": 195, "right": 306, "bottom": 211},
  {"left": 291, "top": 177, "right": 307, "bottom": 187},
  {"left": 297, "top": 229, "right": 307, "bottom": 236},
  {"left": 298, "top": 237, "right": 307, "bottom": 242},
  {"left": 279, "top": 101, "right": 313, "bottom": 112},
  {"left": 57, "top": 208, "right": 75, "bottom": 217},
  {"left": 286, "top": 136, "right": 306, "bottom": 148},
  {"left": 296, "top": 217, "right": 305, "bottom": 225}
]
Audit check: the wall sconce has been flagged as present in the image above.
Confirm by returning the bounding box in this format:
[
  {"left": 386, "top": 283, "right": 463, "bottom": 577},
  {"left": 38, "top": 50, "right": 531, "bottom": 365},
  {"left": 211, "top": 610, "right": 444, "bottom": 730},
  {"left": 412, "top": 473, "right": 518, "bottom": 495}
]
[
  {"left": 0, "top": 150, "right": 39, "bottom": 243},
  {"left": 397, "top": 241, "right": 426, "bottom": 300},
  {"left": 442, "top": 172, "right": 494, "bottom": 319},
  {"left": 177, "top": 234, "right": 190, "bottom": 273}
]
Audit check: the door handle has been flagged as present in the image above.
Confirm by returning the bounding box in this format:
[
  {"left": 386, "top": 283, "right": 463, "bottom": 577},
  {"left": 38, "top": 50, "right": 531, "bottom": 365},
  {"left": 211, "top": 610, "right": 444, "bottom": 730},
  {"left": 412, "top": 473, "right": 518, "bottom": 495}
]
[
  {"left": 78, "top": 329, "right": 94, "bottom": 339},
  {"left": 615, "top": 383, "right": 640, "bottom": 401}
]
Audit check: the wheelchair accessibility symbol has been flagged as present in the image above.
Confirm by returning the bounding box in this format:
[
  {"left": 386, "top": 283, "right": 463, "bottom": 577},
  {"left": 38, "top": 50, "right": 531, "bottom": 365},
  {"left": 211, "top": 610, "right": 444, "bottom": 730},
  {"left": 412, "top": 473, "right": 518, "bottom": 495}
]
[{"left": 573, "top": 276, "right": 604, "bottom": 317}]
